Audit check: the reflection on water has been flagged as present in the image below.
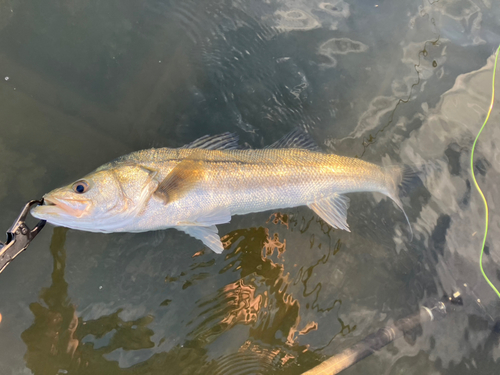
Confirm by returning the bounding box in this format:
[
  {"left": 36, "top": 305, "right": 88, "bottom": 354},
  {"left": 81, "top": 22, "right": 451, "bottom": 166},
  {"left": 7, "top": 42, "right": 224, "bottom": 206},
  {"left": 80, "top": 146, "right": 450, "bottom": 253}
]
[
  {"left": 22, "top": 228, "right": 156, "bottom": 374},
  {"left": 1, "top": 0, "right": 500, "bottom": 374},
  {"left": 22, "top": 228, "right": 79, "bottom": 373},
  {"left": 21, "top": 216, "right": 433, "bottom": 374},
  {"left": 23, "top": 226, "right": 321, "bottom": 374},
  {"left": 189, "top": 227, "right": 304, "bottom": 349}
]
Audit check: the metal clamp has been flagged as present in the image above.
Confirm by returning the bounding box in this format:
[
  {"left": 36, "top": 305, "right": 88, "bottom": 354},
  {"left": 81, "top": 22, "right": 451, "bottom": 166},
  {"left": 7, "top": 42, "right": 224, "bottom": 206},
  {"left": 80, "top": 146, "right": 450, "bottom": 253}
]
[{"left": 0, "top": 200, "right": 46, "bottom": 274}]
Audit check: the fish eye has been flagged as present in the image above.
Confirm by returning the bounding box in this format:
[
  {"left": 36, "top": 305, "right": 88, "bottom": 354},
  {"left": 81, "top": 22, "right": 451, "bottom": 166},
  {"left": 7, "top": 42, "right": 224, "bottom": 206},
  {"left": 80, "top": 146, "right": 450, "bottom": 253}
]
[{"left": 72, "top": 180, "right": 90, "bottom": 194}]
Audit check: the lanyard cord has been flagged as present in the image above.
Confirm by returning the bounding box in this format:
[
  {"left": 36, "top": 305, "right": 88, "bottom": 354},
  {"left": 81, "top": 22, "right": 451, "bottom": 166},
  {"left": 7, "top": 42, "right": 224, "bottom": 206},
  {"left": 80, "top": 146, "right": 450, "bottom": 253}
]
[{"left": 470, "top": 45, "right": 500, "bottom": 299}]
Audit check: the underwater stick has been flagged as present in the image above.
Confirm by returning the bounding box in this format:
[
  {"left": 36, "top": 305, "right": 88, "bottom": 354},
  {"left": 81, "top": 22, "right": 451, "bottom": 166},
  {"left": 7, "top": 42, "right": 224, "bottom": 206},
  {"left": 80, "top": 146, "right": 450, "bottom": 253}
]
[{"left": 301, "top": 295, "right": 461, "bottom": 375}]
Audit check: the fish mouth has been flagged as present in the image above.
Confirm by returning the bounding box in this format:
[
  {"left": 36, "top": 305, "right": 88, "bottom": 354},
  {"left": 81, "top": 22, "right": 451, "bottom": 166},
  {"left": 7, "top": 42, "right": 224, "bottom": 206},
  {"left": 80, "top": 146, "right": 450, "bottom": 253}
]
[
  {"left": 43, "top": 198, "right": 56, "bottom": 207},
  {"left": 32, "top": 197, "right": 89, "bottom": 219}
]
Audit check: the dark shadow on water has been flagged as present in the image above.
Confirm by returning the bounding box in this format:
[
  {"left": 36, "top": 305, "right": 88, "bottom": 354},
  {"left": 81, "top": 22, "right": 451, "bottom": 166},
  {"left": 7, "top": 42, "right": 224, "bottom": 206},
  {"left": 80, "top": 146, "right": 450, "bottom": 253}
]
[
  {"left": 22, "top": 226, "right": 327, "bottom": 374},
  {"left": 22, "top": 228, "right": 158, "bottom": 375}
]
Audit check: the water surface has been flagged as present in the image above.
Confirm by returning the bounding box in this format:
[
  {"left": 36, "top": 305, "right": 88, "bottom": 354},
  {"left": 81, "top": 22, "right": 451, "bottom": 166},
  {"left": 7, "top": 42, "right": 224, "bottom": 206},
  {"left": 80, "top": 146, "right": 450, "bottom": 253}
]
[{"left": 0, "top": 0, "right": 499, "bottom": 374}]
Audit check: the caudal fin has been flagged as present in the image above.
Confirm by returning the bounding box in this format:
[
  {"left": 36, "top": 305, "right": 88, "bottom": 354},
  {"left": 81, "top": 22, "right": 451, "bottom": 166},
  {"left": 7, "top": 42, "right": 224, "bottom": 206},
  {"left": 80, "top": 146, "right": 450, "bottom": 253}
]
[{"left": 384, "top": 165, "right": 420, "bottom": 240}]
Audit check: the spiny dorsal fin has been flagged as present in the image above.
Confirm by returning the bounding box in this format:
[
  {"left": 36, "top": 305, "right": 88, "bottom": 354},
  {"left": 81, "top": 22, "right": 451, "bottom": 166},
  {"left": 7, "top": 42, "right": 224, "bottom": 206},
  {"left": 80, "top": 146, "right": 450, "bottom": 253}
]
[
  {"left": 308, "top": 194, "right": 351, "bottom": 231},
  {"left": 153, "top": 152, "right": 204, "bottom": 204},
  {"left": 180, "top": 132, "right": 240, "bottom": 150},
  {"left": 266, "top": 128, "right": 321, "bottom": 151}
]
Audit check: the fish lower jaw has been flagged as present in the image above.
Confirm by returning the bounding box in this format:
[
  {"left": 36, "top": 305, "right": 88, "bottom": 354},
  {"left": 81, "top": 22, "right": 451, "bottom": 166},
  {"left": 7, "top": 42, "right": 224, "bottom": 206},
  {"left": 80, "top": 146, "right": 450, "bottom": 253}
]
[{"left": 28, "top": 214, "right": 119, "bottom": 234}]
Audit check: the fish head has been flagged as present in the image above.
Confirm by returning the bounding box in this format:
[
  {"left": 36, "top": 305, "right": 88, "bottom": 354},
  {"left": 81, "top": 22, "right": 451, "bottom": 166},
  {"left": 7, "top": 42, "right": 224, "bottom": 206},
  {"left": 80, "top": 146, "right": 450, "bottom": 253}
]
[{"left": 31, "top": 164, "right": 158, "bottom": 232}]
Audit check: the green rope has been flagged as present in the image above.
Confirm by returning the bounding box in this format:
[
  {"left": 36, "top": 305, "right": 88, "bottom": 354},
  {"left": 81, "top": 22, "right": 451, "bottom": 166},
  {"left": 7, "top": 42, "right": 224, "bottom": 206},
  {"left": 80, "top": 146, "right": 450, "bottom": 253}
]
[{"left": 470, "top": 45, "right": 500, "bottom": 299}]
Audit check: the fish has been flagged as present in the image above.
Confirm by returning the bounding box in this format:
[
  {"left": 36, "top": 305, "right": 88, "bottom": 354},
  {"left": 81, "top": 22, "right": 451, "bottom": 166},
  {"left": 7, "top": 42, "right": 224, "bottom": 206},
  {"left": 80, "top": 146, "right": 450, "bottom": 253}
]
[{"left": 31, "top": 130, "right": 412, "bottom": 253}]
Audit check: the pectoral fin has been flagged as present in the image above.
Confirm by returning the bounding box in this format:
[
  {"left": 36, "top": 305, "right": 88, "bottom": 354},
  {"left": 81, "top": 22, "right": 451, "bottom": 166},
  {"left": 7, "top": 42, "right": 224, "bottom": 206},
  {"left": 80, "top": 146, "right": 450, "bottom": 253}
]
[
  {"left": 308, "top": 194, "right": 351, "bottom": 231},
  {"left": 154, "top": 154, "right": 204, "bottom": 204},
  {"left": 179, "top": 225, "right": 225, "bottom": 254}
]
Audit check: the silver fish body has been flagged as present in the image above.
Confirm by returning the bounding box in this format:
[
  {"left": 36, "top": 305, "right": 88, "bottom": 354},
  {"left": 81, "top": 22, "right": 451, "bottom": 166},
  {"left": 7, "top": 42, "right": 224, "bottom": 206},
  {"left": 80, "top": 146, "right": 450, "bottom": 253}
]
[{"left": 31, "top": 131, "right": 410, "bottom": 253}]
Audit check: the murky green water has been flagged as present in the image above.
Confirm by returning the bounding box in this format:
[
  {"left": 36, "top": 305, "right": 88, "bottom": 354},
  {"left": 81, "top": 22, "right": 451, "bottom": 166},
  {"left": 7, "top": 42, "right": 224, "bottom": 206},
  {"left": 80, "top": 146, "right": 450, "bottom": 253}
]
[{"left": 0, "top": 0, "right": 499, "bottom": 374}]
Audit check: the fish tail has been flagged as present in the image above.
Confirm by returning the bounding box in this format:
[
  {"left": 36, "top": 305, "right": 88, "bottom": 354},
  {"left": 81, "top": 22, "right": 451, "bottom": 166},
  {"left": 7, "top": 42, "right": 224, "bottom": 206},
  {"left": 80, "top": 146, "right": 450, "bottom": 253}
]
[{"left": 384, "top": 165, "right": 419, "bottom": 240}]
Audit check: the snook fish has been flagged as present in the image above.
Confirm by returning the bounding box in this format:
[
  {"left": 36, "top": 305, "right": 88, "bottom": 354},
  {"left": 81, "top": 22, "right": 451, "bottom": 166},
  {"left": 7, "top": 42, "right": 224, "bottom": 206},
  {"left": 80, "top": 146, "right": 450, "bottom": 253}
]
[{"left": 31, "top": 130, "right": 411, "bottom": 253}]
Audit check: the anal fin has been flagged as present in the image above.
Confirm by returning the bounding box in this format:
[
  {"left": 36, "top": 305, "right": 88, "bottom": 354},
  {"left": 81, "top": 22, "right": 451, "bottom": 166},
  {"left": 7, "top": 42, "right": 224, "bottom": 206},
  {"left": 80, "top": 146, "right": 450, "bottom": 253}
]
[
  {"left": 308, "top": 194, "right": 351, "bottom": 232},
  {"left": 179, "top": 225, "right": 225, "bottom": 254}
]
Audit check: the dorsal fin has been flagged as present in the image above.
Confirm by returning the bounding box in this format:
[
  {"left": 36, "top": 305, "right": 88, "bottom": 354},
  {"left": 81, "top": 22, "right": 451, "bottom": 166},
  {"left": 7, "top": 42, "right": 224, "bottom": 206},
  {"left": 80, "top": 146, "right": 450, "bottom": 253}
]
[
  {"left": 181, "top": 132, "right": 240, "bottom": 150},
  {"left": 266, "top": 128, "right": 321, "bottom": 151}
]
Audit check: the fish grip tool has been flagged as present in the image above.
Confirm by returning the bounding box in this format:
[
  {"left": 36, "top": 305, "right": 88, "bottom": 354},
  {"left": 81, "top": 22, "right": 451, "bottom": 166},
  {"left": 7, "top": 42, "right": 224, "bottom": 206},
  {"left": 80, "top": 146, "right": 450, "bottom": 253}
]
[{"left": 0, "top": 200, "right": 46, "bottom": 274}]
